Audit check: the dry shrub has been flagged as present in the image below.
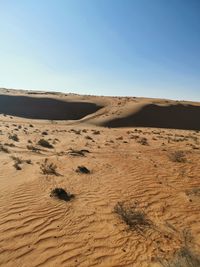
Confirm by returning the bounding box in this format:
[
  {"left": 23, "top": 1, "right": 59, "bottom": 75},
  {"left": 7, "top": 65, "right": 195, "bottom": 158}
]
[
  {"left": 169, "top": 151, "right": 186, "bottom": 163},
  {"left": 11, "top": 156, "right": 22, "bottom": 164},
  {"left": 114, "top": 202, "right": 152, "bottom": 233},
  {"left": 70, "top": 129, "right": 81, "bottom": 135},
  {"left": 9, "top": 134, "right": 19, "bottom": 142},
  {"left": 92, "top": 130, "right": 100, "bottom": 135},
  {"left": 11, "top": 156, "right": 22, "bottom": 170},
  {"left": 138, "top": 137, "right": 148, "bottom": 145},
  {"left": 76, "top": 166, "right": 90, "bottom": 174},
  {"left": 159, "top": 247, "right": 200, "bottom": 267},
  {"left": 0, "top": 143, "right": 9, "bottom": 153},
  {"left": 40, "top": 159, "right": 58, "bottom": 175},
  {"left": 50, "top": 188, "right": 74, "bottom": 202},
  {"left": 37, "top": 139, "right": 53, "bottom": 148},
  {"left": 27, "top": 145, "right": 40, "bottom": 153},
  {"left": 67, "top": 148, "right": 90, "bottom": 157},
  {"left": 186, "top": 188, "right": 200, "bottom": 198},
  {"left": 4, "top": 143, "right": 15, "bottom": 147},
  {"left": 85, "top": 135, "right": 93, "bottom": 140},
  {"left": 11, "top": 156, "right": 31, "bottom": 170},
  {"left": 13, "top": 162, "right": 22, "bottom": 170},
  {"left": 158, "top": 229, "right": 200, "bottom": 267}
]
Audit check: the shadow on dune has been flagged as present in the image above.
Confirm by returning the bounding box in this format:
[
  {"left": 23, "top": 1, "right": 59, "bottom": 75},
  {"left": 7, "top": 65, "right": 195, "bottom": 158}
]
[
  {"left": 103, "top": 104, "right": 200, "bottom": 130},
  {"left": 0, "top": 94, "right": 103, "bottom": 120}
]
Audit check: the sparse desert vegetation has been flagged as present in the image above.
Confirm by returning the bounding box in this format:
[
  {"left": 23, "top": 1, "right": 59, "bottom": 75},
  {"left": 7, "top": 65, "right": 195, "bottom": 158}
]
[
  {"left": 67, "top": 148, "right": 90, "bottom": 156},
  {"left": 50, "top": 188, "right": 74, "bottom": 201},
  {"left": 114, "top": 202, "right": 152, "bottom": 233},
  {"left": 11, "top": 156, "right": 32, "bottom": 170},
  {"left": 169, "top": 150, "right": 186, "bottom": 163},
  {"left": 0, "top": 143, "right": 9, "bottom": 153},
  {"left": 9, "top": 133, "right": 19, "bottom": 142},
  {"left": 0, "top": 90, "right": 200, "bottom": 267},
  {"left": 40, "top": 159, "right": 58, "bottom": 175},
  {"left": 76, "top": 165, "right": 90, "bottom": 174},
  {"left": 138, "top": 137, "right": 149, "bottom": 145},
  {"left": 37, "top": 138, "right": 54, "bottom": 148}
]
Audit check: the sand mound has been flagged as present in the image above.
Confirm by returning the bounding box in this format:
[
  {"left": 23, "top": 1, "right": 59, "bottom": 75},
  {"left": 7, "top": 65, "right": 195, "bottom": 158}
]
[
  {"left": 0, "top": 94, "right": 103, "bottom": 120},
  {"left": 101, "top": 103, "right": 200, "bottom": 130}
]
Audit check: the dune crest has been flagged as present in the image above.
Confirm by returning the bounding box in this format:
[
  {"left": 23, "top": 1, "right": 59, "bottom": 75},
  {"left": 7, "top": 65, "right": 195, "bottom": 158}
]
[
  {"left": 0, "top": 94, "right": 103, "bottom": 120},
  {"left": 101, "top": 103, "right": 200, "bottom": 130}
]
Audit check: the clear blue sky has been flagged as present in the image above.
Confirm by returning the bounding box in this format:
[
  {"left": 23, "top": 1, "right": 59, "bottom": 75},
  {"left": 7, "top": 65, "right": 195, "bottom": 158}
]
[{"left": 0, "top": 0, "right": 200, "bottom": 101}]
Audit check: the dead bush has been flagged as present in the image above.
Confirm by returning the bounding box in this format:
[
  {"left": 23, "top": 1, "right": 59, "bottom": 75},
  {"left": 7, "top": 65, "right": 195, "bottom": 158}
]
[
  {"left": 169, "top": 151, "right": 186, "bottom": 163},
  {"left": 138, "top": 137, "right": 148, "bottom": 145},
  {"left": 4, "top": 143, "right": 15, "bottom": 147},
  {"left": 186, "top": 188, "right": 200, "bottom": 197},
  {"left": 114, "top": 202, "right": 152, "bottom": 233},
  {"left": 27, "top": 145, "right": 40, "bottom": 153},
  {"left": 11, "top": 156, "right": 22, "bottom": 170},
  {"left": 13, "top": 162, "right": 22, "bottom": 170},
  {"left": 9, "top": 134, "right": 19, "bottom": 142},
  {"left": 50, "top": 188, "right": 74, "bottom": 202},
  {"left": 159, "top": 247, "right": 200, "bottom": 267},
  {"left": 92, "top": 130, "right": 100, "bottom": 135},
  {"left": 0, "top": 143, "right": 9, "bottom": 153},
  {"left": 85, "top": 135, "right": 93, "bottom": 140},
  {"left": 40, "top": 159, "right": 58, "bottom": 175},
  {"left": 67, "top": 148, "right": 90, "bottom": 157},
  {"left": 76, "top": 166, "right": 90, "bottom": 174},
  {"left": 37, "top": 139, "right": 53, "bottom": 148}
]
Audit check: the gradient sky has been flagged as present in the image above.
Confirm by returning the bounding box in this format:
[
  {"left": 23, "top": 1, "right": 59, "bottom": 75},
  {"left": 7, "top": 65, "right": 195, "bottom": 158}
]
[{"left": 0, "top": 0, "right": 200, "bottom": 100}]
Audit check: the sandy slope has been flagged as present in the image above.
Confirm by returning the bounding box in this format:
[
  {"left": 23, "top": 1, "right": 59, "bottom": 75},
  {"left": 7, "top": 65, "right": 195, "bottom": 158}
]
[{"left": 0, "top": 89, "right": 200, "bottom": 267}]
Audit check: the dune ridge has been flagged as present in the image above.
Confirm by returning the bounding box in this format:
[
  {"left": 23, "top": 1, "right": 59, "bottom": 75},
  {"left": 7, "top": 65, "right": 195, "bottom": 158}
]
[
  {"left": 0, "top": 94, "right": 103, "bottom": 120},
  {"left": 0, "top": 89, "right": 200, "bottom": 131},
  {"left": 101, "top": 103, "right": 200, "bottom": 130}
]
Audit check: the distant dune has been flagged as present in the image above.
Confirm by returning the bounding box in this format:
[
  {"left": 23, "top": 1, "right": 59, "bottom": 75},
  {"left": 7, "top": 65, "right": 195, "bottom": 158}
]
[
  {"left": 101, "top": 103, "right": 200, "bottom": 130},
  {"left": 0, "top": 89, "right": 200, "bottom": 131},
  {"left": 0, "top": 94, "right": 103, "bottom": 120}
]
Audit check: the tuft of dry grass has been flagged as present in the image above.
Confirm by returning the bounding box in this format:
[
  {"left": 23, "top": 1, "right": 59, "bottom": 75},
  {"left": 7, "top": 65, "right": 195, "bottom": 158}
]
[
  {"left": 169, "top": 151, "right": 186, "bottom": 163},
  {"left": 157, "top": 229, "right": 200, "bottom": 267},
  {"left": 114, "top": 202, "right": 152, "bottom": 233},
  {"left": 11, "top": 156, "right": 22, "bottom": 170},
  {"left": 186, "top": 188, "right": 200, "bottom": 198},
  {"left": 158, "top": 246, "right": 200, "bottom": 267},
  {"left": 11, "top": 156, "right": 32, "bottom": 170},
  {"left": 40, "top": 159, "right": 58, "bottom": 175},
  {"left": 138, "top": 137, "right": 149, "bottom": 145}
]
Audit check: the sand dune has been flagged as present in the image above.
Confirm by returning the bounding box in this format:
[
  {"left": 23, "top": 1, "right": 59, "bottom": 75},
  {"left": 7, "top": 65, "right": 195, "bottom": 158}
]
[
  {"left": 0, "top": 94, "right": 103, "bottom": 120},
  {"left": 0, "top": 89, "right": 200, "bottom": 267},
  {"left": 1, "top": 90, "right": 200, "bottom": 131},
  {"left": 101, "top": 103, "right": 200, "bottom": 130}
]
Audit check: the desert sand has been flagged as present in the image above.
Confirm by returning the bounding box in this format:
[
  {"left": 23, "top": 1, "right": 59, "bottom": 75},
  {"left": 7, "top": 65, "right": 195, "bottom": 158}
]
[{"left": 0, "top": 88, "right": 200, "bottom": 267}]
